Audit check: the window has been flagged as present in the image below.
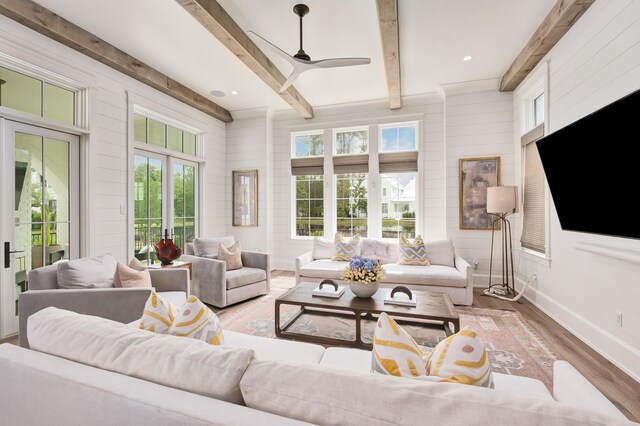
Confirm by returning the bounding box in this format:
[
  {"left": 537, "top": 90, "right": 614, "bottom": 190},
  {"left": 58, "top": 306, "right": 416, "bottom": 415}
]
[
  {"left": 295, "top": 175, "right": 324, "bottom": 236},
  {"left": 521, "top": 124, "right": 546, "bottom": 254},
  {"left": 534, "top": 94, "right": 545, "bottom": 127},
  {"left": 336, "top": 173, "right": 368, "bottom": 237},
  {"left": 134, "top": 114, "right": 198, "bottom": 156},
  {"left": 294, "top": 132, "right": 324, "bottom": 157},
  {"left": 173, "top": 163, "right": 197, "bottom": 251},
  {"left": 380, "top": 123, "right": 417, "bottom": 152},
  {"left": 133, "top": 155, "right": 163, "bottom": 264},
  {"left": 381, "top": 173, "right": 417, "bottom": 238},
  {"left": 334, "top": 128, "right": 368, "bottom": 155},
  {"left": 0, "top": 66, "right": 75, "bottom": 125}
]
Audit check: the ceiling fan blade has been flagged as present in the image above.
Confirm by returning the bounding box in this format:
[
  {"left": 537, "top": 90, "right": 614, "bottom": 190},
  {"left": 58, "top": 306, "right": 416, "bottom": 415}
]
[
  {"left": 279, "top": 69, "right": 304, "bottom": 93},
  {"left": 307, "top": 57, "right": 371, "bottom": 69},
  {"left": 247, "top": 30, "right": 296, "bottom": 65}
]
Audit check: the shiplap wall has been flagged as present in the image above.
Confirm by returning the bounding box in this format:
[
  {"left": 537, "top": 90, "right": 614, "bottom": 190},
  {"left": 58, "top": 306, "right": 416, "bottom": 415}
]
[
  {"left": 513, "top": 0, "right": 640, "bottom": 381},
  {"left": 0, "top": 15, "right": 226, "bottom": 262},
  {"left": 442, "top": 81, "right": 515, "bottom": 285}
]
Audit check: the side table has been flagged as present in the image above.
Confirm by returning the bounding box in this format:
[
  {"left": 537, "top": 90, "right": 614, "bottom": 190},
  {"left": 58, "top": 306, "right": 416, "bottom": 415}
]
[{"left": 146, "top": 261, "right": 192, "bottom": 279}]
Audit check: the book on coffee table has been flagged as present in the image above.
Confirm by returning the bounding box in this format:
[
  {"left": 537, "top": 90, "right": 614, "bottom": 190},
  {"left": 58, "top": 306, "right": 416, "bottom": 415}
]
[
  {"left": 312, "top": 285, "right": 345, "bottom": 298},
  {"left": 384, "top": 287, "right": 417, "bottom": 307}
]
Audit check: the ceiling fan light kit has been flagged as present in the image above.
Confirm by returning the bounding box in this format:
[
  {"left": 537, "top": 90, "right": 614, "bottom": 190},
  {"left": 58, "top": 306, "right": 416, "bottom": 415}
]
[{"left": 248, "top": 3, "right": 371, "bottom": 92}]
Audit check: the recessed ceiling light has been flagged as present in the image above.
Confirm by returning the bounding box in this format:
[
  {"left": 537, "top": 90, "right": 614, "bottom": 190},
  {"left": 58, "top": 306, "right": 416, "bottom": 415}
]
[
  {"left": 463, "top": 56, "right": 473, "bottom": 62},
  {"left": 210, "top": 90, "right": 226, "bottom": 97},
  {"left": 231, "top": 90, "right": 238, "bottom": 95}
]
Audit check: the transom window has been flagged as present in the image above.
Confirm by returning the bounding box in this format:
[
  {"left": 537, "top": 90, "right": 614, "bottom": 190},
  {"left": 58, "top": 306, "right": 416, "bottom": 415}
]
[
  {"left": 380, "top": 123, "right": 418, "bottom": 152},
  {"left": 293, "top": 132, "right": 324, "bottom": 157},
  {"left": 134, "top": 113, "right": 197, "bottom": 156},
  {"left": 334, "top": 128, "right": 368, "bottom": 155}
]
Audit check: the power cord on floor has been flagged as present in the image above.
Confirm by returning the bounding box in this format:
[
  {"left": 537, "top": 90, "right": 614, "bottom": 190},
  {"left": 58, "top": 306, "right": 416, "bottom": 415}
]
[{"left": 483, "top": 274, "right": 536, "bottom": 302}]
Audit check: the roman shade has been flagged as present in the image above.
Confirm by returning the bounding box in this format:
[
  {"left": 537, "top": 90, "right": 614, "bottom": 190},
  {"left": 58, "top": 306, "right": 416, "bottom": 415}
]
[
  {"left": 291, "top": 157, "right": 324, "bottom": 176},
  {"left": 378, "top": 151, "right": 419, "bottom": 173},
  {"left": 520, "top": 124, "right": 545, "bottom": 253},
  {"left": 333, "top": 154, "right": 369, "bottom": 174}
]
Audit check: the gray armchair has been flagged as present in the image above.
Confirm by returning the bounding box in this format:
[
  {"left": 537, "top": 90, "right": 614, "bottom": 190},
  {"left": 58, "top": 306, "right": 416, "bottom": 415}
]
[
  {"left": 182, "top": 242, "right": 270, "bottom": 308},
  {"left": 19, "top": 263, "right": 189, "bottom": 348}
]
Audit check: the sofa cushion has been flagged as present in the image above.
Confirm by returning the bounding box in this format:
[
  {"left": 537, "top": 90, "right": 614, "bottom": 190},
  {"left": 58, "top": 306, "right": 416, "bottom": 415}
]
[
  {"left": 299, "top": 259, "right": 348, "bottom": 280},
  {"left": 225, "top": 331, "right": 325, "bottom": 364},
  {"left": 382, "top": 264, "right": 467, "bottom": 287},
  {"left": 168, "top": 296, "right": 224, "bottom": 345},
  {"left": 28, "top": 307, "right": 254, "bottom": 404},
  {"left": 426, "top": 239, "right": 455, "bottom": 267},
  {"left": 240, "top": 360, "right": 624, "bottom": 426},
  {"left": 312, "top": 236, "right": 334, "bottom": 260},
  {"left": 493, "top": 374, "right": 554, "bottom": 402},
  {"left": 320, "top": 347, "right": 372, "bottom": 373},
  {"left": 57, "top": 254, "right": 117, "bottom": 289},
  {"left": 193, "top": 236, "right": 236, "bottom": 258},
  {"left": 226, "top": 267, "right": 267, "bottom": 290}
]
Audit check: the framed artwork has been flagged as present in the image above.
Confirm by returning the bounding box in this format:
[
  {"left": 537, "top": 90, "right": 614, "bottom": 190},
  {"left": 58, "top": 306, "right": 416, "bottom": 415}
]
[
  {"left": 459, "top": 157, "right": 500, "bottom": 230},
  {"left": 232, "top": 170, "right": 258, "bottom": 227}
]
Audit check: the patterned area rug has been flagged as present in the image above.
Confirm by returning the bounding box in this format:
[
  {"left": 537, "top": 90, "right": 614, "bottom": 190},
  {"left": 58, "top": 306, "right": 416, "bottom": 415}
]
[{"left": 215, "top": 276, "right": 558, "bottom": 390}]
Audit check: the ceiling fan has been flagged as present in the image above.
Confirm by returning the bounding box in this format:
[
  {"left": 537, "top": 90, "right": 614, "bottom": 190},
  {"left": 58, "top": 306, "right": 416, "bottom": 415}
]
[{"left": 248, "top": 3, "right": 371, "bottom": 93}]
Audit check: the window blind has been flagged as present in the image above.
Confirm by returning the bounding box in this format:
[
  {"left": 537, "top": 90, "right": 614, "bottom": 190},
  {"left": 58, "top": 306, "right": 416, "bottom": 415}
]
[
  {"left": 291, "top": 157, "right": 324, "bottom": 176},
  {"left": 520, "top": 124, "right": 545, "bottom": 253},
  {"left": 378, "top": 151, "right": 419, "bottom": 173},
  {"left": 333, "top": 154, "right": 369, "bottom": 174}
]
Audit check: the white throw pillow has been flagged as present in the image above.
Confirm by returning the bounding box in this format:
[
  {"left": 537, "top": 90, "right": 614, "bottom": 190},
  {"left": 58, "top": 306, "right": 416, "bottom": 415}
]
[
  {"left": 371, "top": 313, "right": 427, "bottom": 378},
  {"left": 193, "top": 236, "right": 236, "bottom": 257},
  {"left": 361, "top": 239, "right": 392, "bottom": 264},
  {"left": 312, "top": 237, "right": 334, "bottom": 260},
  {"left": 168, "top": 296, "right": 224, "bottom": 345},
  {"left": 57, "top": 254, "right": 117, "bottom": 289},
  {"left": 139, "top": 292, "right": 178, "bottom": 334},
  {"left": 425, "top": 239, "right": 455, "bottom": 267}
]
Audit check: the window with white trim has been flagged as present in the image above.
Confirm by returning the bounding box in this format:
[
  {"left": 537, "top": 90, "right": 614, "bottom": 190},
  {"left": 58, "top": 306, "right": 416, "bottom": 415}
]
[{"left": 291, "top": 131, "right": 325, "bottom": 237}]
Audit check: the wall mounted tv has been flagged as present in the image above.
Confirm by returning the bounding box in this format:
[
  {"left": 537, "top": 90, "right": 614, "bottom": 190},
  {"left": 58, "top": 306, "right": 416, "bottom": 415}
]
[{"left": 536, "top": 88, "right": 640, "bottom": 240}]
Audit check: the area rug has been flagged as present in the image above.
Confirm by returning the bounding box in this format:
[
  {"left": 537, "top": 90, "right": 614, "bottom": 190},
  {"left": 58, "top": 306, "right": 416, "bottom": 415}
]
[{"left": 215, "top": 276, "right": 558, "bottom": 390}]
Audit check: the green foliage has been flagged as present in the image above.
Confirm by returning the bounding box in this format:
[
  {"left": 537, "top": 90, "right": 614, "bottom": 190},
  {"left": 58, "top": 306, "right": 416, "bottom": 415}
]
[{"left": 402, "top": 211, "right": 415, "bottom": 218}]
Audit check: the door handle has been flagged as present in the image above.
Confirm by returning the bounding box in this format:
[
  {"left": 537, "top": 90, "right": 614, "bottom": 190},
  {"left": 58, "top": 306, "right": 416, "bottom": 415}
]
[{"left": 4, "top": 242, "right": 24, "bottom": 269}]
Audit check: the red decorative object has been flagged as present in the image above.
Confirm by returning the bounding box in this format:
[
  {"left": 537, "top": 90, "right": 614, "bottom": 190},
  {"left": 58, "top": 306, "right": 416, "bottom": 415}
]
[{"left": 155, "top": 229, "right": 182, "bottom": 265}]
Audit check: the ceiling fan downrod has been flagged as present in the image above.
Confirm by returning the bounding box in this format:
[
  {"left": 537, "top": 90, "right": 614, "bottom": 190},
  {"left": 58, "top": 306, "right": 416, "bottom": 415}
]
[{"left": 293, "top": 4, "right": 310, "bottom": 61}]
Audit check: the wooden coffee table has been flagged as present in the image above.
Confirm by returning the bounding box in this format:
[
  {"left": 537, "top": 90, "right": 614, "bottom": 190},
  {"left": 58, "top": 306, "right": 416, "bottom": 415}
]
[{"left": 275, "top": 282, "right": 460, "bottom": 349}]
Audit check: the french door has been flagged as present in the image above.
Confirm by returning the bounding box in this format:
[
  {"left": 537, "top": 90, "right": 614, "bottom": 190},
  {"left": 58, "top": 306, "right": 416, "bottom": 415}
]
[{"left": 0, "top": 120, "right": 79, "bottom": 338}]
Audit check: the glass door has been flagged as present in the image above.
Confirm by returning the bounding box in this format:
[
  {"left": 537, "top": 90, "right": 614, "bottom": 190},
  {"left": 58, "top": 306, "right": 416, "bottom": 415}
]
[
  {"left": 1, "top": 120, "right": 79, "bottom": 338},
  {"left": 173, "top": 160, "right": 197, "bottom": 253},
  {"left": 133, "top": 153, "right": 165, "bottom": 264}
]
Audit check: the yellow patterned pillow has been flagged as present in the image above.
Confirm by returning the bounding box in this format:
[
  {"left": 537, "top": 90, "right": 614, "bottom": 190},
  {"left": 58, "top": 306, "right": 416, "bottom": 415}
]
[
  {"left": 422, "top": 326, "right": 494, "bottom": 388},
  {"left": 139, "top": 292, "right": 177, "bottom": 334},
  {"left": 398, "top": 235, "right": 430, "bottom": 266},
  {"left": 332, "top": 233, "right": 361, "bottom": 261},
  {"left": 371, "top": 313, "right": 427, "bottom": 378},
  {"left": 168, "top": 296, "right": 224, "bottom": 346}
]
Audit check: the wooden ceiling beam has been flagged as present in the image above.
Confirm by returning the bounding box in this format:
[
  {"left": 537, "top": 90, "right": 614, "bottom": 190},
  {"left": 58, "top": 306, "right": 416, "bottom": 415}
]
[
  {"left": 0, "top": 0, "right": 232, "bottom": 122},
  {"left": 376, "top": 0, "right": 402, "bottom": 110},
  {"left": 500, "top": 0, "right": 596, "bottom": 92},
  {"left": 176, "top": 0, "right": 314, "bottom": 119}
]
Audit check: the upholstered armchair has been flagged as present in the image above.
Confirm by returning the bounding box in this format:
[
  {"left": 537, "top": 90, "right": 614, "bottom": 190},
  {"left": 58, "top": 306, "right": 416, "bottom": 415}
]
[
  {"left": 181, "top": 237, "right": 270, "bottom": 308},
  {"left": 19, "top": 260, "right": 189, "bottom": 348}
]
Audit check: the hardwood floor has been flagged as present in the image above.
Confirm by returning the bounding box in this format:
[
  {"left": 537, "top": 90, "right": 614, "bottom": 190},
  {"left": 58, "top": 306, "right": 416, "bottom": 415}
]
[{"left": 473, "top": 287, "right": 640, "bottom": 422}]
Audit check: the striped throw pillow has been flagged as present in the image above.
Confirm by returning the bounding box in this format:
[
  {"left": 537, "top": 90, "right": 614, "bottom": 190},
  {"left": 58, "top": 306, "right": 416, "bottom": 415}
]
[
  {"left": 371, "top": 313, "right": 427, "bottom": 378},
  {"left": 168, "top": 296, "right": 224, "bottom": 346},
  {"left": 139, "top": 292, "right": 177, "bottom": 334},
  {"left": 332, "top": 233, "right": 361, "bottom": 261},
  {"left": 422, "top": 326, "right": 494, "bottom": 388},
  {"left": 398, "top": 235, "right": 430, "bottom": 266}
]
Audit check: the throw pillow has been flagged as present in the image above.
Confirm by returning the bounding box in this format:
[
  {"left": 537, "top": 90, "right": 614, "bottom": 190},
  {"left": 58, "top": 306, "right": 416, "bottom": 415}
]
[
  {"left": 398, "top": 235, "right": 430, "bottom": 266},
  {"left": 193, "top": 236, "right": 236, "bottom": 257},
  {"left": 115, "top": 262, "right": 152, "bottom": 288},
  {"left": 371, "top": 312, "right": 427, "bottom": 378},
  {"left": 312, "top": 237, "right": 334, "bottom": 260},
  {"left": 139, "top": 292, "right": 178, "bottom": 334},
  {"left": 423, "top": 326, "right": 494, "bottom": 388},
  {"left": 218, "top": 241, "right": 243, "bottom": 270},
  {"left": 361, "top": 239, "right": 391, "bottom": 264},
  {"left": 425, "top": 239, "right": 456, "bottom": 267},
  {"left": 332, "top": 233, "right": 361, "bottom": 261},
  {"left": 57, "top": 254, "right": 117, "bottom": 289},
  {"left": 168, "top": 296, "right": 224, "bottom": 345},
  {"left": 114, "top": 258, "right": 148, "bottom": 288}
]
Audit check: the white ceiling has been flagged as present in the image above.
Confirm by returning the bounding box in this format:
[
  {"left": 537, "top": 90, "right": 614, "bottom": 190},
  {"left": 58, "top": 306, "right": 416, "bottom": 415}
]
[{"left": 33, "top": 0, "right": 556, "bottom": 114}]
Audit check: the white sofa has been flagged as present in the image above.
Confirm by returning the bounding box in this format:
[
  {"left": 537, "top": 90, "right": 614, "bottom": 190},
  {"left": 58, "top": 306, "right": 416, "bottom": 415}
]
[
  {"left": 296, "top": 238, "right": 474, "bottom": 305},
  {"left": 0, "top": 307, "right": 631, "bottom": 425}
]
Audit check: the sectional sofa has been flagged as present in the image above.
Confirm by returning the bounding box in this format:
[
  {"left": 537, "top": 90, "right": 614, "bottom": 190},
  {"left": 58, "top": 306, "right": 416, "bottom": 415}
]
[
  {"left": 296, "top": 238, "right": 474, "bottom": 305},
  {"left": 0, "top": 307, "right": 631, "bottom": 425}
]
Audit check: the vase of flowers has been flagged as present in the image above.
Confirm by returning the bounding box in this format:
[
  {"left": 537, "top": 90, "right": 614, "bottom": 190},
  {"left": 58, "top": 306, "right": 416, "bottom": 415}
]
[{"left": 341, "top": 256, "right": 386, "bottom": 298}]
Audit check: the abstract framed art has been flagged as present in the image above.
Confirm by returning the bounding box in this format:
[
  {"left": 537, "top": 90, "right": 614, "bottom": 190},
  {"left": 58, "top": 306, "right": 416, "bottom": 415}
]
[
  {"left": 232, "top": 170, "right": 258, "bottom": 227},
  {"left": 459, "top": 157, "right": 500, "bottom": 230}
]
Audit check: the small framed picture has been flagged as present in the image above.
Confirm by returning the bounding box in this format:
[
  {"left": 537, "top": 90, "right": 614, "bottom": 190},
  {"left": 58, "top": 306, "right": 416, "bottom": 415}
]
[
  {"left": 232, "top": 170, "right": 258, "bottom": 227},
  {"left": 459, "top": 157, "right": 500, "bottom": 230}
]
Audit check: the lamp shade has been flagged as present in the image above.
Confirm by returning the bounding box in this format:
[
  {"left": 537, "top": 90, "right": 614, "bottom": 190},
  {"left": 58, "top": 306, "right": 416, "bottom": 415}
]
[{"left": 486, "top": 186, "right": 516, "bottom": 213}]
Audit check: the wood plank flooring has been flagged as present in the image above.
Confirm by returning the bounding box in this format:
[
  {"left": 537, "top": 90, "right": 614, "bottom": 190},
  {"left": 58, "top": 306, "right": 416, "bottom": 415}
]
[{"left": 474, "top": 287, "right": 640, "bottom": 422}]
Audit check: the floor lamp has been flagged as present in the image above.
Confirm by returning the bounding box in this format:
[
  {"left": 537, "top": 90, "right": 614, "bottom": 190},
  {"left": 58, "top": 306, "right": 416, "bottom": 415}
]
[{"left": 486, "top": 186, "right": 517, "bottom": 296}]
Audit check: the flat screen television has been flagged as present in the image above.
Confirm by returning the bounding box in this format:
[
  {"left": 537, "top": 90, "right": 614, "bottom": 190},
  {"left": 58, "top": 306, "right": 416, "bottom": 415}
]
[{"left": 536, "top": 88, "right": 640, "bottom": 240}]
